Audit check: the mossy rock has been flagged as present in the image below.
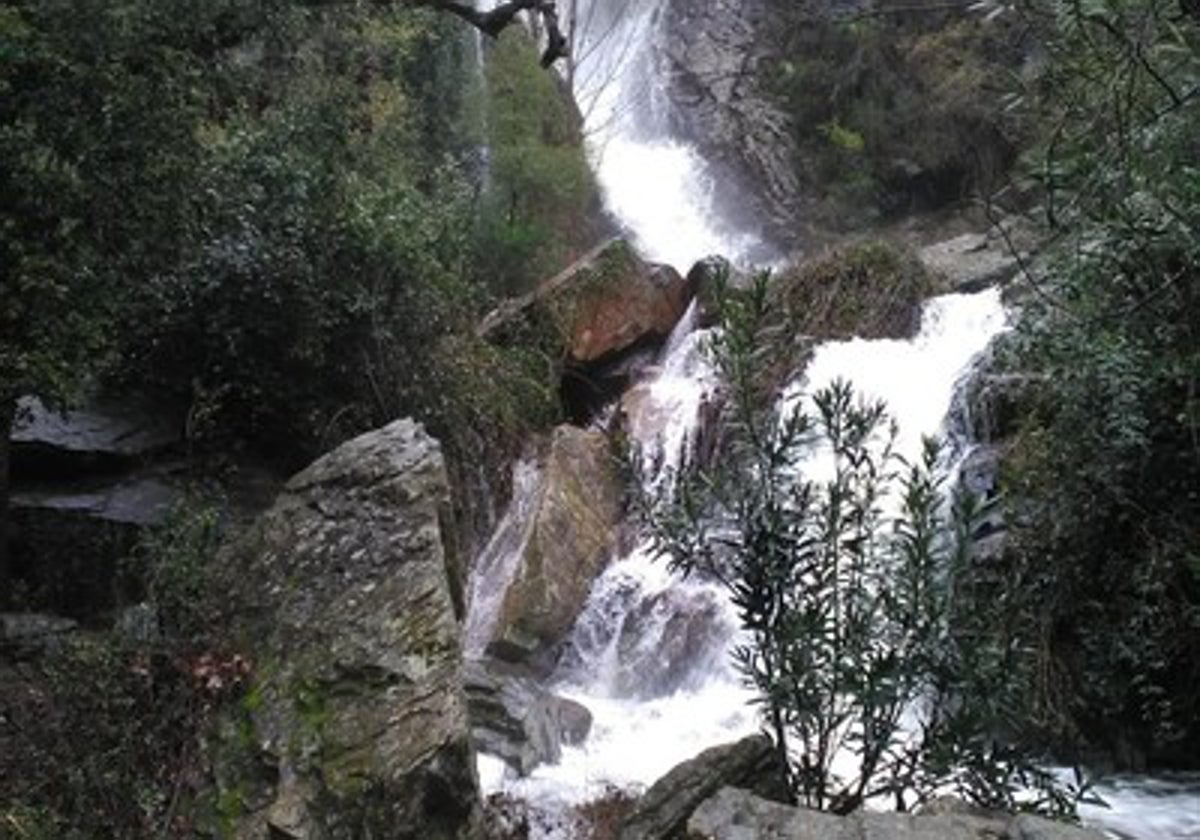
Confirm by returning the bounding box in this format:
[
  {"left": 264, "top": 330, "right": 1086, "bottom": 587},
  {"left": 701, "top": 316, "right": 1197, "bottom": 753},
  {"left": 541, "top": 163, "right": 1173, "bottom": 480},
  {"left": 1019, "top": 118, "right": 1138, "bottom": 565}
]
[{"left": 769, "top": 240, "right": 934, "bottom": 342}]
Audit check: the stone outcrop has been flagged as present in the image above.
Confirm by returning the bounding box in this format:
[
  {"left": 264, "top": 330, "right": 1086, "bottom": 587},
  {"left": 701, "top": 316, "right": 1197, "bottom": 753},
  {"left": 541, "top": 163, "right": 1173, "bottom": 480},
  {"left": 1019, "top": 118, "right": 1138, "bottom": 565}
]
[
  {"left": 661, "top": 0, "right": 801, "bottom": 246},
  {"left": 919, "top": 231, "right": 1022, "bottom": 294},
  {"left": 479, "top": 239, "right": 691, "bottom": 365},
  {"left": 0, "top": 612, "right": 77, "bottom": 659},
  {"left": 478, "top": 238, "right": 695, "bottom": 422},
  {"left": 687, "top": 787, "right": 1107, "bottom": 840},
  {"left": 11, "top": 395, "right": 180, "bottom": 478},
  {"left": 464, "top": 657, "right": 591, "bottom": 776},
  {"left": 483, "top": 425, "right": 623, "bottom": 669},
  {"left": 7, "top": 393, "right": 183, "bottom": 618},
  {"left": 215, "top": 419, "right": 480, "bottom": 840},
  {"left": 621, "top": 735, "right": 788, "bottom": 840}
]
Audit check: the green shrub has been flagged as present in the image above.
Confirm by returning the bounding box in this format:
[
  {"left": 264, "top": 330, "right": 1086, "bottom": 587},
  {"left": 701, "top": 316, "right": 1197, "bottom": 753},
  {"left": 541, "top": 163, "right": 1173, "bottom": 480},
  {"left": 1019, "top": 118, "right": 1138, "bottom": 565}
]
[
  {"left": 475, "top": 27, "right": 601, "bottom": 296},
  {"left": 121, "top": 494, "right": 225, "bottom": 641},
  {"left": 978, "top": 0, "right": 1200, "bottom": 768},
  {"left": 0, "top": 634, "right": 250, "bottom": 839},
  {"left": 647, "top": 274, "right": 1086, "bottom": 814}
]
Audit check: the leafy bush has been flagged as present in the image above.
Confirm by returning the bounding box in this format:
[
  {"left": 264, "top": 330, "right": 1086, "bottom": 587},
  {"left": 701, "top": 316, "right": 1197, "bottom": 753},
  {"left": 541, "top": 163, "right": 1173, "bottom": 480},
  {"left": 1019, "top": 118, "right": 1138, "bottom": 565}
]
[
  {"left": 475, "top": 27, "right": 602, "bottom": 296},
  {"left": 120, "top": 495, "right": 225, "bottom": 641},
  {"left": 770, "top": 241, "right": 934, "bottom": 340},
  {"left": 0, "top": 634, "right": 250, "bottom": 839},
  {"left": 978, "top": 0, "right": 1200, "bottom": 768},
  {"left": 648, "top": 274, "right": 1085, "bottom": 814},
  {"left": 767, "top": 3, "right": 1030, "bottom": 225}
]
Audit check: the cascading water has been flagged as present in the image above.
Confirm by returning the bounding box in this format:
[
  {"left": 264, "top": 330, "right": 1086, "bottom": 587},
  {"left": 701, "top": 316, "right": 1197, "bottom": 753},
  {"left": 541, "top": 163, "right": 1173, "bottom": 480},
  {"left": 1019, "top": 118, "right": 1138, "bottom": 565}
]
[
  {"left": 464, "top": 459, "right": 543, "bottom": 657},
  {"left": 568, "top": 0, "right": 771, "bottom": 269},
  {"left": 466, "top": 1, "right": 1199, "bottom": 836}
]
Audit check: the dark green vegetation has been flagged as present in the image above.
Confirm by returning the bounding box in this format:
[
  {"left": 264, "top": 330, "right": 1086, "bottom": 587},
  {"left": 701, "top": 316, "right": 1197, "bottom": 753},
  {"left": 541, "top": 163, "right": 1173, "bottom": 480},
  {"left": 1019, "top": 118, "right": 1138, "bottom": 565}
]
[
  {"left": 767, "top": 0, "right": 1032, "bottom": 226},
  {"left": 974, "top": 0, "right": 1200, "bottom": 769},
  {"left": 0, "top": 496, "right": 245, "bottom": 838},
  {"left": 1, "top": 2, "right": 592, "bottom": 834},
  {"left": 762, "top": 0, "right": 1200, "bottom": 774},
  {"left": 649, "top": 274, "right": 1086, "bottom": 816},
  {"left": 476, "top": 28, "right": 604, "bottom": 296},
  {"left": 1, "top": 0, "right": 597, "bottom": 589}
]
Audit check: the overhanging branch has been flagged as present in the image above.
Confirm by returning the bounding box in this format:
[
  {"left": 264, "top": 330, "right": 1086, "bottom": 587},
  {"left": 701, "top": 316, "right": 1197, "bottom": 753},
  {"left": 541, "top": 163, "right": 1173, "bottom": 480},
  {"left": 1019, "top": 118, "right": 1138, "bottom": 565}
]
[{"left": 412, "top": 0, "right": 569, "bottom": 65}]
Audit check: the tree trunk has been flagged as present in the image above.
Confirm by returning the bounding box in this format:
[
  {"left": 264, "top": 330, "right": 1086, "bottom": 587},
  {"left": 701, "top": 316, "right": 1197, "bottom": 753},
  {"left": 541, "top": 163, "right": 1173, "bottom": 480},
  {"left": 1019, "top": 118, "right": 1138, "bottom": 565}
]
[{"left": 0, "top": 397, "right": 14, "bottom": 607}]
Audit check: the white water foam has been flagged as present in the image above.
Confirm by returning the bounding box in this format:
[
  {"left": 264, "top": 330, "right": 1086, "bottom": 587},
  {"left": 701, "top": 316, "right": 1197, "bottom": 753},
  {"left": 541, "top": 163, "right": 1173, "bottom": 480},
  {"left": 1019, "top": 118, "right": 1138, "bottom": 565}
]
[
  {"left": 1082, "top": 775, "right": 1200, "bottom": 840},
  {"left": 783, "top": 287, "right": 1009, "bottom": 475}
]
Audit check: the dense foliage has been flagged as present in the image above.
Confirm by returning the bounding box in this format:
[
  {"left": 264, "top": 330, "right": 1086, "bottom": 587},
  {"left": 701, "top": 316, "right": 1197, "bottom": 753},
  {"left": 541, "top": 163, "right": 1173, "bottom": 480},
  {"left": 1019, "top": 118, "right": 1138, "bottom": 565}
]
[
  {"left": 648, "top": 275, "right": 1086, "bottom": 815},
  {"left": 475, "top": 27, "right": 602, "bottom": 296},
  {"left": 0, "top": 0, "right": 595, "bottom": 460},
  {"left": 1, "top": 4, "right": 590, "bottom": 833},
  {"left": 979, "top": 0, "right": 1200, "bottom": 767},
  {"left": 767, "top": 0, "right": 1032, "bottom": 225},
  {"left": 0, "top": 495, "right": 241, "bottom": 838},
  {"left": 0, "top": 0, "right": 600, "bottom": 597}
]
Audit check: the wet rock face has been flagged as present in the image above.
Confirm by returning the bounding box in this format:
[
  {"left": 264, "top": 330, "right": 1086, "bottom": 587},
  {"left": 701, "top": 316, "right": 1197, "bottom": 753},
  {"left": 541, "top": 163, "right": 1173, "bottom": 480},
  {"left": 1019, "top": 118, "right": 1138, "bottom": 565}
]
[
  {"left": 478, "top": 238, "right": 695, "bottom": 423},
  {"left": 216, "top": 419, "right": 480, "bottom": 840},
  {"left": 612, "top": 587, "right": 730, "bottom": 699},
  {"left": 687, "top": 787, "right": 1109, "bottom": 840},
  {"left": 485, "top": 425, "right": 623, "bottom": 670},
  {"left": 464, "top": 657, "right": 592, "bottom": 776},
  {"left": 660, "top": 0, "right": 800, "bottom": 245},
  {"left": 554, "top": 563, "right": 736, "bottom": 701},
  {"left": 480, "top": 237, "right": 692, "bottom": 352},
  {"left": 562, "top": 256, "right": 691, "bottom": 365}
]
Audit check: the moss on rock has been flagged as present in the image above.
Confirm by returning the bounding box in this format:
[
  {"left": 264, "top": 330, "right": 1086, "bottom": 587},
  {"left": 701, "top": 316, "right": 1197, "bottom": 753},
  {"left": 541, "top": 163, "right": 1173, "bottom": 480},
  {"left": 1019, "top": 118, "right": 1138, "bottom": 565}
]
[{"left": 770, "top": 240, "right": 934, "bottom": 341}]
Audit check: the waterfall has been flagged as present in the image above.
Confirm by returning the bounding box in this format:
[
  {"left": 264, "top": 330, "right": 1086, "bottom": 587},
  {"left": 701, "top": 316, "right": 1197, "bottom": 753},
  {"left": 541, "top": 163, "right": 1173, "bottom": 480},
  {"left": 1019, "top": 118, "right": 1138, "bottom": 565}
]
[
  {"left": 567, "top": 0, "right": 770, "bottom": 270},
  {"left": 465, "top": 1, "right": 1198, "bottom": 837},
  {"left": 475, "top": 289, "right": 1012, "bottom": 823}
]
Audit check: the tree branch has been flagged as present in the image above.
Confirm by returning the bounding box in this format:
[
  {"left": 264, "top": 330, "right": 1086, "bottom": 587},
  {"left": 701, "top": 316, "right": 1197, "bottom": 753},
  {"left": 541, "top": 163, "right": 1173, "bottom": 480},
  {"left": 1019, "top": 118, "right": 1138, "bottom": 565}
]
[{"left": 412, "top": 0, "right": 569, "bottom": 65}]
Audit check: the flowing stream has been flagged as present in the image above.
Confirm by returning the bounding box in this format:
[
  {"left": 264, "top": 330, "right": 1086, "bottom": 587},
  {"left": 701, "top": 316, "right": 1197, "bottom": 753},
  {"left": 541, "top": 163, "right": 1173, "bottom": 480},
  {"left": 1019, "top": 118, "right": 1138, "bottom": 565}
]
[{"left": 468, "top": 2, "right": 1200, "bottom": 837}]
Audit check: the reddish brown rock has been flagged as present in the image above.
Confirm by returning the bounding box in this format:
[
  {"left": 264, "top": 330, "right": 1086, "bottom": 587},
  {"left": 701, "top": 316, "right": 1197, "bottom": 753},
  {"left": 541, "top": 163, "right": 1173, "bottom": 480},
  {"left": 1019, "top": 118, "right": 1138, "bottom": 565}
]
[{"left": 479, "top": 239, "right": 693, "bottom": 365}]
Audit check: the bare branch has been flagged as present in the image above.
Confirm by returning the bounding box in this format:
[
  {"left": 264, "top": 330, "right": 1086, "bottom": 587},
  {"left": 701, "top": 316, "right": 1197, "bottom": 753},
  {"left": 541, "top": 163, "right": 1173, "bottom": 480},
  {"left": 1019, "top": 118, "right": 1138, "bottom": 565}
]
[{"left": 412, "top": 0, "right": 569, "bottom": 65}]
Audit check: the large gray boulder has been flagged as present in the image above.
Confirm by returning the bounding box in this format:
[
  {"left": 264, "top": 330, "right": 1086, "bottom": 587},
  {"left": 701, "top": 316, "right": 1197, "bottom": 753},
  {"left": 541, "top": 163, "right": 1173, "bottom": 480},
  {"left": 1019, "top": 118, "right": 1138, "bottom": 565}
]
[
  {"left": 687, "top": 788, "right": 1106, "bottom": 840},
  {"left": 215, "top": 419, "right": 480, "bottom": 840},
  {"left": 621, "top": 735, "right": 788, "bottom": 840},
  {"left": 464, "top": 657, "right": 591, "bottom": 776}
]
